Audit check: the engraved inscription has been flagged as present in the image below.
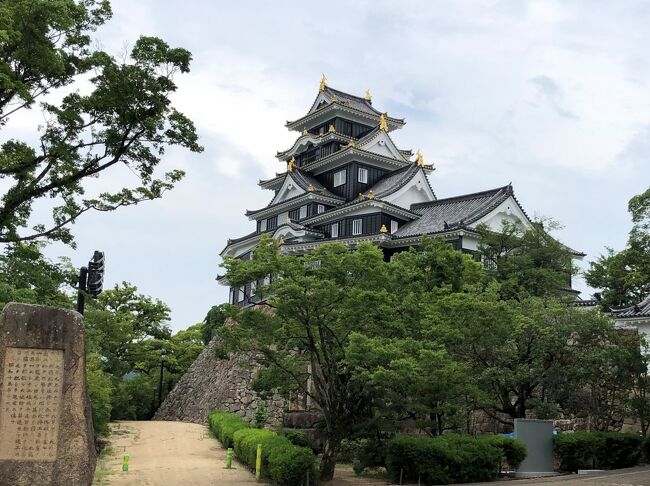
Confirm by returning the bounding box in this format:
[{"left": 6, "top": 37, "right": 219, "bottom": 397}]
[{"left": 0, "top": 347, "right": 64, "bottom": 461}]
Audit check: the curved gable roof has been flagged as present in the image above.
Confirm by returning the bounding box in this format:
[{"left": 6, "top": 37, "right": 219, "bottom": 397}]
[{"left": 394, "top": 185, "right": 515, "bottom": 238}]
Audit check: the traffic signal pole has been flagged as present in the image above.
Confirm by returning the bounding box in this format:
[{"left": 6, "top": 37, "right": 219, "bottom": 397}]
[
  {"left": 76, "top": 266, "right": 88, "bottom": 315},
  {"left": 76, "top": 250, "right": 105, "bottom": 315}
]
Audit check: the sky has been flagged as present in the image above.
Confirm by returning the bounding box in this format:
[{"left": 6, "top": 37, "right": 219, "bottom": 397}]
[{"left": 6, "top": 0, "right": 650, "bottom": 332}]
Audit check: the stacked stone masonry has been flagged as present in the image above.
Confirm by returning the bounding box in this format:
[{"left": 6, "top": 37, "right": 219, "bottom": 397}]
[{"left": 154, "top": 336, "right": 284, "bottom": 425}]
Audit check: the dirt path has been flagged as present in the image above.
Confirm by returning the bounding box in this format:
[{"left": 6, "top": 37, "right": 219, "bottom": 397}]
[{"left": 93, "top": 421, "right": 260, "bottom": 485}]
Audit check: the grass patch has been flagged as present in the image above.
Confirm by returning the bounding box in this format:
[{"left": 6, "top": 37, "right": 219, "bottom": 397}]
[{"left": 92, "top": 445, "right": 115, "bottom": 485}]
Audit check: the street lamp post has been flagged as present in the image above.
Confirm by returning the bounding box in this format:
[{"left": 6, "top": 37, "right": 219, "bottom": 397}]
[{"left": 157, "top": 349, "right": 167, "bottom": 410}]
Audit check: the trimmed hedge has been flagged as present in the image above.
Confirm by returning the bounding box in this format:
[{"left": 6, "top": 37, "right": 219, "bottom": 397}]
[
  {"left": 280, "top": 428, "right": 314, "bottom": 450},
  {"left": 208, "top": 410, "right": 316, "bottom": 485},
  {"left": 478, "top": 435, "right": 527, "bottom": 470},
  {"left": 554, "top": 432, "right": 642, "bottom": 472},
  {"left": 208, "top": 410, "right": 251, "bottom": 448},
  {"left": 234, "top": 428, "right": 315, "bottom": 485},
  {"left": 386, "top": 434, "right": 517, "bottom": 485}
]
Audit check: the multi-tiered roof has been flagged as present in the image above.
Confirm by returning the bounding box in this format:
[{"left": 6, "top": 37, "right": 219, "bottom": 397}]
[{"left": 221, "top": 77, "right": 542, "bottom": 305}]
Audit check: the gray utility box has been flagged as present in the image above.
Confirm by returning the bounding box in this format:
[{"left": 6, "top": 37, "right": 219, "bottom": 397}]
[{"left": 513, "top": 419, "right": 556, "bottom": 477}]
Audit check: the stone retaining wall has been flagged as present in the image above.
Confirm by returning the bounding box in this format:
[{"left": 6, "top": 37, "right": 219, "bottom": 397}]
[{"left": 153, "top": 336, "right": 284, "bottom": 425}]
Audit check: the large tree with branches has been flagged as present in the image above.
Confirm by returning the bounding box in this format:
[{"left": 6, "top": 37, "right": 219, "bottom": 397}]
[{"left": 0, "top": 0, "right": 202, "bottom": 245}]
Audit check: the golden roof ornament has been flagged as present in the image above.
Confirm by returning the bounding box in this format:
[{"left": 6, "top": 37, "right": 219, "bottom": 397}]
[
  {"left": 328, "top": 124, "right": 335, "bottom": 133},
  {"left": 319, "top": 74, "right": 328, "bottom": 91},
  {"left": 379, "top": 113, "right": 389, "bottom": 132},
  {"left": 346, "top": 139, "right": 355, "bottom": 148},
  {"left": 302, "top": 128, "right": 308, "bottom": 136},
  {"left": 365, "top": 89, "right": 372, "bottom": 102},
  {"left": 379, "top": 224, "right": 388, "bottom": 233},
  {"left": 287, "top": 156, "right": 296, "bottom": 172},
  {"left": 331, "top": 94, "right": 338, "bottom": 103},
  {"left": 358, "top": 193, "right": 365, "bottom": 200},
  {"left": 320, "top": 187, "right": 327, "bottom": 195},
  {"left": 307, "top": 183, "right": 314, "bottom": 192},
  {"left": 367, "top": 190, "right": 376, "bottom": 199},
  {"left": 416, "top": 149, "right": 425, "bottom": 167}
]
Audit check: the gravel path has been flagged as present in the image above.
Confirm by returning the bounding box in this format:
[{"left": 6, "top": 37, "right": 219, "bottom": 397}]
[{"left": 94, "top": 421, "right": 260, "bottom": 485}]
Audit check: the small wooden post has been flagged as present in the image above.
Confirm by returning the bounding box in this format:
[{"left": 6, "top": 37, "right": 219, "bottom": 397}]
[
  {"left": 225, "top": 448, "right": 233, "bottom": 469},
  {"left": 255, "top": 444, "right": 262, "bottom": 480}
]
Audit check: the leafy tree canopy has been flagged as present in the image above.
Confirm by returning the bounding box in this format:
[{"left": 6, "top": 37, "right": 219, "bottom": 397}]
[
  {"left": 586, "top": 187, "right": 650, "bottom": 308},
  {"left": 0, "top": 0, "right": 202, "bottom": 246},
  {"left": 220, "top": 235, "right": 483, "bottom": 479},
  {"left": 476, "top": 219, "right": 575, "bottom": 300}
]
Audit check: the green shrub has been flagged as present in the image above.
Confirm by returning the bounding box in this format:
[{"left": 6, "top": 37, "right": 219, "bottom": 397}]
[
  {"left": 86, "top": 354, "right": 113, "bottom": 438},
  {"left": 643, "top": 438, "right": 650, "bottom": 463},
  {"left": 233, "top": 428, "right": 316, "bottom": 485},
  {"left": 478, "top": 436, "right": 527, "bottom": 470},
  {"left": 554, "top": 432, "right": 642, "bottom": 472},
  {"left": 208, "top": 410, "right": 251, "bottom": 448},
  {"left": 281, "top": 429, "right": 314, "bottom": 450},
  {"left": 386, "top": 435, "right": 504, "bottom": 485},
  {"left": 339, "top": 438, "right": 366, "bottom": 463}
]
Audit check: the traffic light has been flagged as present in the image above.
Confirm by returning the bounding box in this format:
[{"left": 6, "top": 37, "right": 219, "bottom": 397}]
[{"left": 87, "top": 250, "right": 105, "bottom": 298}]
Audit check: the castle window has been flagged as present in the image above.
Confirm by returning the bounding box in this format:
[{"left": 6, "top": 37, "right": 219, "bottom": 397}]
[
  {"left": 259, "top": 219, "right": 267, "bottom": 231},
  {"left": 331, "top": 222, "right": 339, "bottom": 238},
  {"left": 238, "top": 286, "right": 245, "bottom": 303},
  {"left": 333, "top": 169, "right": 346, "bottom": 187},
  {"left": 391, "top": 220, "right": 399, "bottom": 233},
  {"left": 358, "top": 167, "right": 368, "bottom": 183},
  {"left": 229, "top": 287, "right": 235, "bottom": 304},
  {"left": 317, "top": 204, "right": 325, "bottom": 214},
  {"left": 299, "top": 205, "right": 307, "bottom": 219},
  {"left": 251, "top": 280, "right": 257, "bottom": 296},
  {"left": 352, "top": 219, "right": 362, "bottom": 235}
]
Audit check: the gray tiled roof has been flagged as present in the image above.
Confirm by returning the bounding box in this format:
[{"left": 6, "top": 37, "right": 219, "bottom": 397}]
[
  {"left": 369, "top": 164, "right": 420, "bottom": 198},
  {"left": 393, "top": 185, "right": 513, "bottom": 238},
  {"left": 291, "top": 169, "right": 331, "bottom": 194},
  {"left": 246, "top": 169, "right": 343, "bottom": 216},
  {"left": 613, "top": 294, "right": 650, "bottom": 318},
  {"left": 324, "top": 87, "right": 382, "bottom": 116}
]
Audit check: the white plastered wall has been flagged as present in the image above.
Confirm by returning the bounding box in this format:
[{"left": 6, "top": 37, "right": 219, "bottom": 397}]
[{"left": 384, "top": 171, "right": 436, "bottom": 209}]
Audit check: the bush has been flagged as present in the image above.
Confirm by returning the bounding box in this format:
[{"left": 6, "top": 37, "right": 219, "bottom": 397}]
[
  {"left": 339, "top": 438, "right": 365, "bottom": 463},
  {"left": 478, "top": 435, "right": 527, "bottom": 470},
  {"left": 386, "top": 435, "right": 504, "bottom": 485},
  {"left": 643, "top": 438, "right": 650, "bottom": 463},
  {"left": 554, "top": 432, "right": 642, "bottom": 472},
  {"left": 281, "top": 429, "right": 314, "bottom": 450},
  {"left": 86, "top": 354, "right": 113, "bottom": 438},
  {"left": 208, "top": 410, "right": 251, "bottom": 448},
  {"left": 233, "top": 428, "right": 315, "bottom": 485}
]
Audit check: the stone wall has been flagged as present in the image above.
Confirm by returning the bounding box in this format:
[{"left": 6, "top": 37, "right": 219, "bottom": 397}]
[{"left": 154, "top": 336, "right": 284, "bottom": 425}]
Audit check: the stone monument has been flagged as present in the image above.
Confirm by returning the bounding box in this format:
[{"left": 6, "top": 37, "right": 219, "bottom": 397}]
[{"left": 0, "top": 302, "right": 96, "bottom": 486}]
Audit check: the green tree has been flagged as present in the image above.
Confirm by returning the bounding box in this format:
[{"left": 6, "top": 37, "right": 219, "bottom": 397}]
[
  {"left": 347, "top": 335, "right": 477, "bottom": 436},
  {"left": 220, "top": 236, "right": 482, "bottom": 479},
  {"left": 0, "top": 242, "right": 75, "bottom": 308},
  {"left": 477, "top": 220, "right": 575, "bottom": 300},
  {"left": 586, "top": 187, "right": 650, "bottom": 308},
  {"left": 429, "top": 295, "right": 627, "bottom": 427},
  {"left": 0, "top": 0, "right": 202, "bottom": 246},
  {"left": 221, "top": 236, "right": 395, "bottom": 480},
  {"left": 86, "top": 352, "right": 113, "bottom": 436},
  {"left": 201, "top": 304, "right": 228, "bottom": 345}
]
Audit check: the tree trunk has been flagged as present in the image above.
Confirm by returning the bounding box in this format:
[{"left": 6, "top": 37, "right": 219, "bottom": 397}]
[{"left": 319, "top": 434, "right": 342, "bottom": 481}]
